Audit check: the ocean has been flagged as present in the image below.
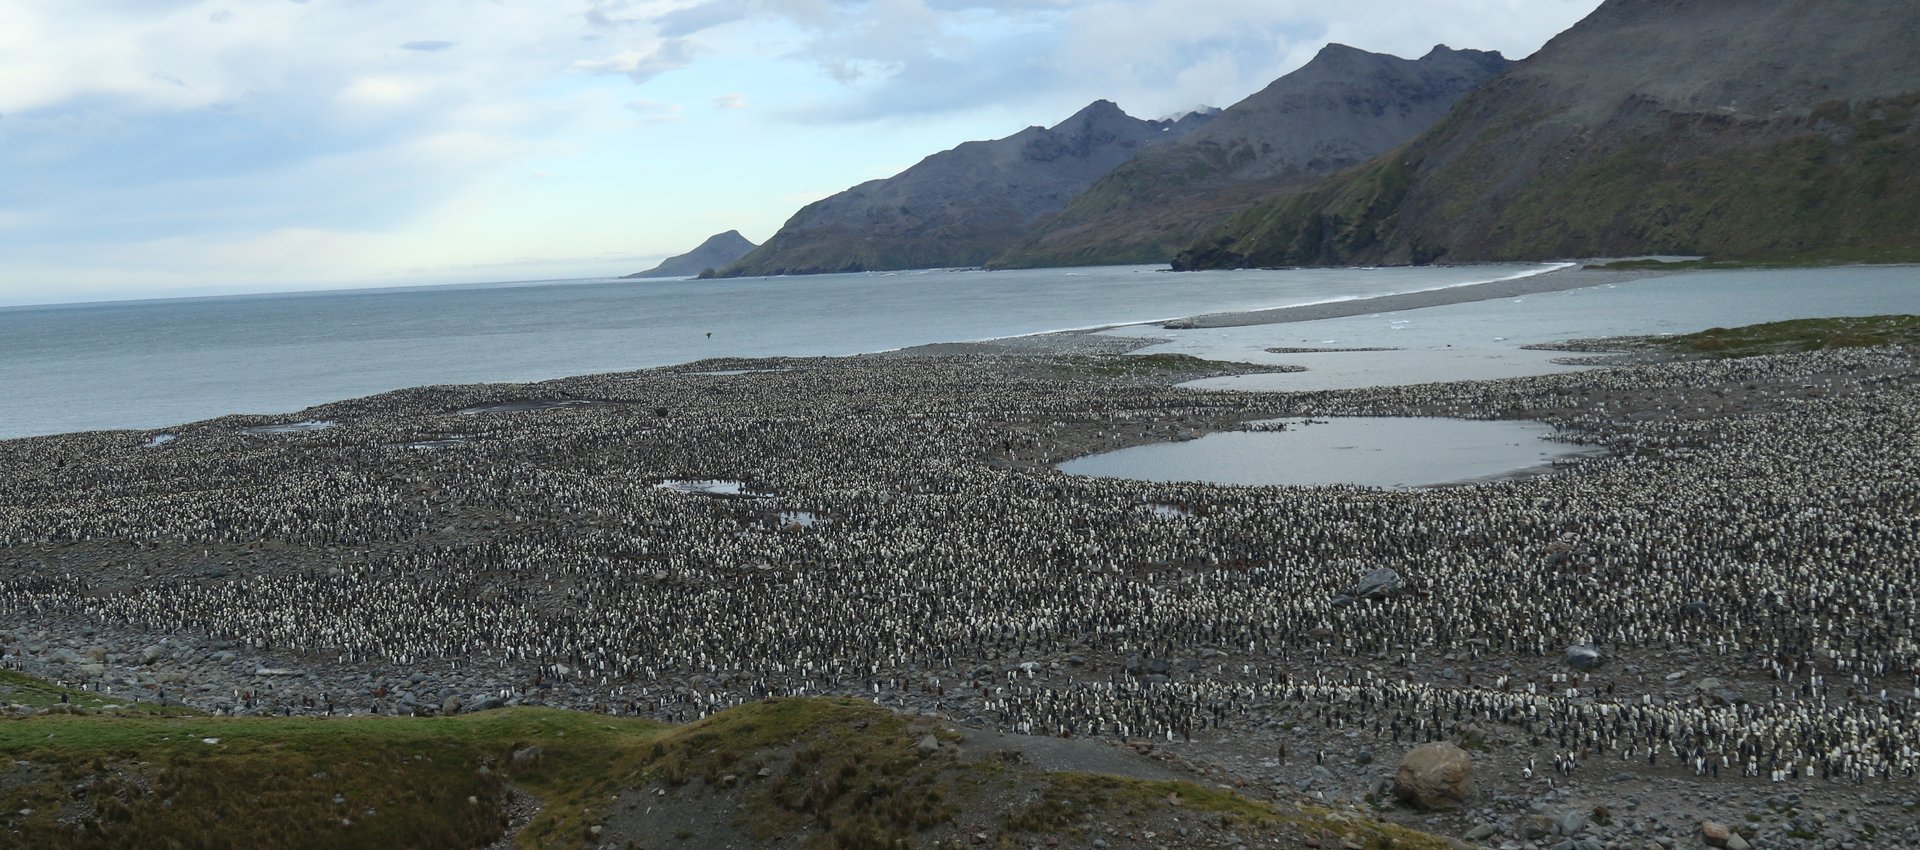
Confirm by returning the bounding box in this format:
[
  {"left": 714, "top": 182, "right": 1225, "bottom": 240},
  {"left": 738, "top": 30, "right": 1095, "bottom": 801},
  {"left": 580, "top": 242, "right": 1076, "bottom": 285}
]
[{"left": 0, "top": 264, "right": 1559, "bottom": 440}]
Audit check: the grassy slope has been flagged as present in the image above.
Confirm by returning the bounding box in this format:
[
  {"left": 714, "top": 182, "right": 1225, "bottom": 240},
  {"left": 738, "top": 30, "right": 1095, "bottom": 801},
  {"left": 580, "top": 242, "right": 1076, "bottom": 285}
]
[
  {"left": 1174, "top": 92, "right": 1920, "bottom": 269},
  {"left": 1, "top": 672, "right": 1462, "bottom": 850},
  {"left": 0, "top": 701, "right": 667, "bottom": 850}
]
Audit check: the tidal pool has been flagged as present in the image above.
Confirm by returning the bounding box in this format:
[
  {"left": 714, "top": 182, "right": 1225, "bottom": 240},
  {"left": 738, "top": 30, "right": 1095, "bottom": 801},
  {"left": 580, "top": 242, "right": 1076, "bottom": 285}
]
[
  {"left": 458, "top": 399, "right": 611, "bottom": 415},
  {"left": 656, "top": 479, "right": 771, "bottom": 497},
  {"left": 1059, "top": 417, "right": 1600, "bottom": 489}
]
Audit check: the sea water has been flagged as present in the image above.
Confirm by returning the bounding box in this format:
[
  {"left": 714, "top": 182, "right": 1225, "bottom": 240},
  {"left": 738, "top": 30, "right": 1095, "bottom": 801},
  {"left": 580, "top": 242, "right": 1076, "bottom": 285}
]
[
  {"left": 3, "top": 264, "right": 1913, "bottom": 439},
  {"left": 0, "top": 264, "right": 1553, "bottom": 439}
]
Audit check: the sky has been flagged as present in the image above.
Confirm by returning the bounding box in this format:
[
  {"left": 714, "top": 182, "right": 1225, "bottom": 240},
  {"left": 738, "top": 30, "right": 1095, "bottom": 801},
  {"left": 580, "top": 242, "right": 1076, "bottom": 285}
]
[{"left": 0, "top": 0, "right": 1604, "bottom": 305}]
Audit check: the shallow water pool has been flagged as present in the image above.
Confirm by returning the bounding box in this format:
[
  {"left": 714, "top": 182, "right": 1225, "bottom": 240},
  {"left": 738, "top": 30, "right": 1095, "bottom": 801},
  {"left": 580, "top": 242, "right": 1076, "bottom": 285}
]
[{"left": 1058, "top": 417, "right": 1600, "bottom": 489}]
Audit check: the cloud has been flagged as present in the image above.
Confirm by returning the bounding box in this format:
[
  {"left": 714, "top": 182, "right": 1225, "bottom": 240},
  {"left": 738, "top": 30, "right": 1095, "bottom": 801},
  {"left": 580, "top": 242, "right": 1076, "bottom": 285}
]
[
  {"left": 747, "top": 0, "right": 1598, "bottom": 124},
  {"left": 0, "top": 0, "right": 1609, "bottom": 300},
  {"left": 654, "top": 0, "right": 756, "bottom": 37},
  {"left": 571, "top": 37, "right": 696, "bottom": 84},
  {"left": 625, "top": 98, "right": 684, "bottom": 123},
  {"left": 337, "top": 75, "right": 431, "bottom": 109}
]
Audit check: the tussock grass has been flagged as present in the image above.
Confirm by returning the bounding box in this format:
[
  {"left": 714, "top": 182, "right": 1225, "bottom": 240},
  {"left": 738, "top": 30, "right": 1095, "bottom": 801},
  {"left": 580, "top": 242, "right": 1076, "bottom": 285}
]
[
  {"left": 3, "top": 681, "right": 1463, "bottom": 850},
  {"left": 1, "top": 687, "right": 668, "bottom": 850}
]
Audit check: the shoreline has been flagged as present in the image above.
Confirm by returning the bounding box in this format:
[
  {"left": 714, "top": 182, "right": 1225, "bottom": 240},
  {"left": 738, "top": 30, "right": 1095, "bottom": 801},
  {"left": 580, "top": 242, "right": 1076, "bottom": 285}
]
[
  {"left": 0, "top": 263, "right": 1600, "bottom": 441},
  {"left": 1160, "top": 265, "right": 1678, "bottom": 329},
  {"left": 896, "top": 265, "right": 1668, "bottom": 358}
]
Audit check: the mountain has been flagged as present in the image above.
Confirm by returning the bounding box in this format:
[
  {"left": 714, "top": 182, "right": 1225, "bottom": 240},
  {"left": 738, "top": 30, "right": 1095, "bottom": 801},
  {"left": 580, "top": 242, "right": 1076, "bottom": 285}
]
[
  {"left": 716, "top": 101, "right": 1214, "bottom": 277},
  {"left": 1174, "top": 0, "right": 1920, "bottom": 270},
  {"left": 624, "top": 230, "right": 757, "bottom": 279},
  {"left": 990, "top": 44, "right": 1511, "bottom": 269}
]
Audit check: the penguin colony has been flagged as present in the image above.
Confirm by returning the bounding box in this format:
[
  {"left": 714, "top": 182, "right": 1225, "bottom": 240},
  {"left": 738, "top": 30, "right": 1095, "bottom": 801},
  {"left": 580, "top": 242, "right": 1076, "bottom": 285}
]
[{"left": 0, "top": 340, "right": 1915, "bottom": 791}]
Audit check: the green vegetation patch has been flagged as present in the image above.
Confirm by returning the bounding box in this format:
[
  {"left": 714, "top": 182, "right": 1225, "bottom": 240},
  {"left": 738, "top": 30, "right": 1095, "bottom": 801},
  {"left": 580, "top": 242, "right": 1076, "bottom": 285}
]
[
  {"left": 1553, "top": 315, "right": 1920, "bottom": 359},
  {"left": 716, "top": 698, "right": 959, "bottom": 849},
  {"left": 1, "top": 684, "right": 1468, "bottom": 850},
  {"left": 1660, "top": 315, "right": 1920, "bottom": 357},
  {"left": 0, "top": 687, "right": 669, "bottom": 850}
]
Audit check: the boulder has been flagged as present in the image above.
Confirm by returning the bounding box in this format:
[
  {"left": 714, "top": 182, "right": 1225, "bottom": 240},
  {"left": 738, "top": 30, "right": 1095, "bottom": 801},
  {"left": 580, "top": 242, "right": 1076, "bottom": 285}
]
[
  {"left": 1352, "top": 568, "right": 1404, "bottom": 600},
  {"left": 1701, "top": 821, "right": 1732, "bottom": 847},
  {"left": 1392, "top": 742, "right": 1473, "bottom": 809},
  {"left": 1565, "top": 644, "right": 1606, "bottom": 670},
  {"left": 1552, "top": 808, "right": 1588, "bottom": 836}
]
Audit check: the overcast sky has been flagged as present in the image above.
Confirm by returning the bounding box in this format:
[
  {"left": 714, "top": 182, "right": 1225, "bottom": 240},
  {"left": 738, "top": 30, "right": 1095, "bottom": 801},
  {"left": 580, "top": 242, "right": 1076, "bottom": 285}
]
[{"left": 0, "top": 0, "right": 1603, "bottom": 304}]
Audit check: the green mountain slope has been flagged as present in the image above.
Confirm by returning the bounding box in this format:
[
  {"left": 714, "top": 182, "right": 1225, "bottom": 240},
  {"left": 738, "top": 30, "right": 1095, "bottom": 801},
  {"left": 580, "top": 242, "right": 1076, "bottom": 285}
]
[{"left": 1174, "top": 0, "right": 1920, "bottom": 269}]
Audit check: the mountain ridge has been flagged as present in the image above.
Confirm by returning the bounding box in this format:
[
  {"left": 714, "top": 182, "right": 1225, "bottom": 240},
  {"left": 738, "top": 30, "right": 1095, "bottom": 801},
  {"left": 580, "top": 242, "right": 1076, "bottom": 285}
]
[
  {"left": 988, "top": 43, "right": 1511, "bottom": 269},
  {"left": 1173, "top": 0, "right": 1920, "bottom": 269},
  {"left": 714, "top": 100, "right": 1214, "bottom": 277}
]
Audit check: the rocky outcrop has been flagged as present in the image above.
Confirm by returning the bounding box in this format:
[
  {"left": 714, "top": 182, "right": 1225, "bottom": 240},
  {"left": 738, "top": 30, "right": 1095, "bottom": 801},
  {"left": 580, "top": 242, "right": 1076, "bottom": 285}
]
[
  {"left": 717, "top": 101, "right": 1214, "bottom": 277},
  {"left": 991, "top": 44, "right": 1510, "bottom": 268},
  {"left": 624, "top": 230, "right": 757, "bottom": 279},
  {"left": 1175, "top": 0, "right": 1920, "bottom": 269}
]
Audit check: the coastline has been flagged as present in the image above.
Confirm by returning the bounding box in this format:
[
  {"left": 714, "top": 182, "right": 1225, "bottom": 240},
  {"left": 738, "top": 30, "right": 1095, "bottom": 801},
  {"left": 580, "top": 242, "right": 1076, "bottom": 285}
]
[
  {"left": 1160, "top": 265, "right": 1677, "bottom": 329},
  {"left": 900, "top": 264, "right": 1669, "bottom": 358}
]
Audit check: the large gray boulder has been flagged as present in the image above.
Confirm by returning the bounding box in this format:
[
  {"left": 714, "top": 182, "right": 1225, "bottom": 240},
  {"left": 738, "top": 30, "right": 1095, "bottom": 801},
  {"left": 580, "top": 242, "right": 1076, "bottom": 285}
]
[
  {"left": 1393, "top": 742, "right": 1474, "bottom": 809},
  {"left": 1352, "top": 568, "right": 1404, "bottom": 600},
  {"left": 1566, "top": 644, "right": 1606, "bottom": 670}
]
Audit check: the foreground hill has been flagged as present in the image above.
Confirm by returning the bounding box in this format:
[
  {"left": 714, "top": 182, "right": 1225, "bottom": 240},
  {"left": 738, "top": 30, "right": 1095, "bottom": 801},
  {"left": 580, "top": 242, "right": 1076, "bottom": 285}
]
[
  {"left": 624, "top": 230, "right": 757, "bottom": 279},
  {"left": 0, "top": 682, "right": 1461, "bottom": 850},
  {"left": 1174, "top": 0, "right": 1920, "bottom": 269},
  {"left": 990, "top": 45, "right": 1510, "bottom": 269},
  {"left": 718, "top": 102, "right": 1214, "bottom": 277}
]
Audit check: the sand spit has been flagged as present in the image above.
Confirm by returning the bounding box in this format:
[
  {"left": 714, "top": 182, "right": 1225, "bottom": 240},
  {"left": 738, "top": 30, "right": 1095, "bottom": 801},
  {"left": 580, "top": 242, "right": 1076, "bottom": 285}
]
[{"left": 1166, "top": 267, "right": 1677, "bottom": 329}]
